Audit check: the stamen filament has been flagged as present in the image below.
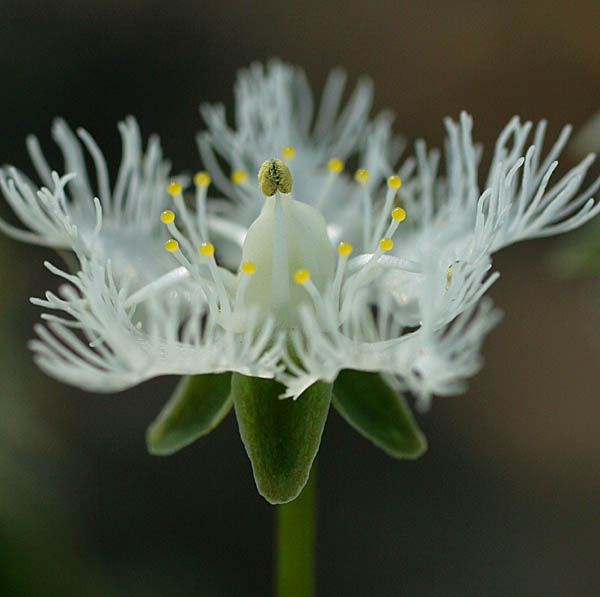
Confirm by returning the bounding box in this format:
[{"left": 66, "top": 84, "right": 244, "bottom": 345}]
[
  {"left": 234, "top": 261, "right": 256, "bottom": 312},
  {"left": 315, "top": 158, "right": 344, "bottom": 210},
  {"left": 383, "top": 207, "right": 406, "bottom": 239},
  {"left": 200, "top": 243, "right": 231, "bottom": 316},
  {"left": 371, "top": 176, "right": 402, "bottom": 249},
  {"left": 354, "top": 168, "right": 371, "bottom": 250},
  {"left": 331, "top": 241, "right": 353, "bottom": 309},
  {"left": 168, "top": 182, "right": 202, "bottom": 249},
  {"left": 162, "top": 215, "right": 197, "bottom": 260},
  {"left": 194, "top": 171, "right": 211, "bottom": 241},
  {"left": 339, "top": 237, "right": 392, "bottom": 323}
]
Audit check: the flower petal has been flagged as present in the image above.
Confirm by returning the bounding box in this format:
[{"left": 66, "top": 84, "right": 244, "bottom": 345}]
[
  {"left": 231, "top": 373, "right": 332, "bottom": 504},
  {"left": 333, "top": 369, "right": 426, "bottom": 458},
  {"left": 146, "top": 373, "right": 233, "bottom": 456}
]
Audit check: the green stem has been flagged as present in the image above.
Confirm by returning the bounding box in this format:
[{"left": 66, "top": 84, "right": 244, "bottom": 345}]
[{"left": 275, "top": 466, "right": 316, "bottom": 597}]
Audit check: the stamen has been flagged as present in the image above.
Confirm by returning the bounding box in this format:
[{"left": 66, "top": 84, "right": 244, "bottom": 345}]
[
  {"left": 332, "top": 241, "right": 353, "bottom": 308},
  {"left": 392, "top": 207, "right": 406, "bottom": 221},
  {"left": 354, "top": 168, "right": 370, "bottom": 184},
  {"left": 327, "top": 158, "right": 344, "bottom": 173},
  {"left": 387, "top": 175, "right": 402, "bottom": 189},
  {"left": 316, "top": 157, "right": 344, "bottom": 209},
  {"left": 241, "top": 260, "right": 256, "bottom": 274},
  {"left": 339, "top": 236, "right": 394, "bottom": 323},
  {"left": 194, "top": 171, "right": 211, "bottom": 240},
  {"left": 280, "top": 146, "right": 296, "bottom": 161},
  {"left": 294, "top": 268, "right": 311, "bottom": 284},
  {"left": 231, "top": 169, "right": 248, "bottom": 185},
  {"left": 160, "top": 210, "right": 175, "bottom": 224},
  {"left": 294, "top": 269, "right": 334, "bottom": 332},
  {"left": 379, "top": 237, "right": 393, "bottom": 251},
  {"left": 160, "top": 210, "right": 196, "bottom": 258},
  {"left": 355, "top": 168, "right": 371, "bottom": 250},
  {"left": 163, "top": 238, "right": 197, "bottom": 274},
  {"left": 445, "top": 265, "right": 453, "bottom": 291},
  {"left": 382, "top": 207, "right": 406, "bottom": 239},
  {"left": 198, "top": 242, "right": 231, "bottom": 315},
  {"left": 371, "top": 175, "right": 402, "bottom": 248},
  {"left": 198, "top": 241, "right": 215, "bottom": 256},
  {"left": 167, "top": 181, "right": 182, "bottom": 195},
  {"left": 167, "top": 181, "right": 202, "bottom": 248},
  {"left": 234, "top": 261, "right": 256, "bottom": 312},
  {"left": 164, "top": 239, "right": 179, "bottom": 252},
  {"left": 194, "top": 171, "right": 211, "bottom": 187},
  {"left": 337, "top": 241, "right": 353, "bottom": 255}
]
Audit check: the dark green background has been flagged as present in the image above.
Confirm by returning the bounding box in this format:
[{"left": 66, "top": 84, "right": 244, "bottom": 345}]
[{"left": 1, "top": 1, "right": 599, "bottom": 595}]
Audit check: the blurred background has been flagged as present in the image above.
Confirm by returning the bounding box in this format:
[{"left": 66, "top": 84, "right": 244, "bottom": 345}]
[{"left": 1, "top": 1, "right": 599, "bottom": 595}]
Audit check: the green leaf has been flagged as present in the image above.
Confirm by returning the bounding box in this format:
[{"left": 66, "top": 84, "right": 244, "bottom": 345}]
[
  {"left": 231, "top": 374, "right": 332, "bottom": 505},
  {"left": 146, "top": 373, "right": 233, "bottom": 456},
  {"left": 333, "top": 369, "right": 426, "bottom": 459}
]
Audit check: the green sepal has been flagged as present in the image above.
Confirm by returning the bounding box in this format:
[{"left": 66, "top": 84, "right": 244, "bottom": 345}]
[
  {"left": 146, "top": 373, "right": 233, "bottom": 456},
  {"left": 333, "top": 369, "right": 427, "bottom": 459},
  {"left": 231, "top": 373, "right": 332, "bottom": 505}
]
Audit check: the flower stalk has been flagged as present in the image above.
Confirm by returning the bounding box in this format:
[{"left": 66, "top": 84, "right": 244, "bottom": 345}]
[{"left": 276, "top": 464, "right": 316, "bottom": 597}]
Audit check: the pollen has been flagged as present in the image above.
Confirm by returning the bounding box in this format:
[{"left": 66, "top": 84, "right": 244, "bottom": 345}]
[
  {"left": 327, "top": 157, "right": 344, "bottom": 173},
  {"left": 194, "top": 171, "right": 211, "bottom": 187},
  {"left": 392, "top": 207, "right": 406, "bottom": 222},
  {"left": 387, "top": 175, "right": 402, "bottom": 189},
  {"left": 167, "top": 181, "right": 182, "bottom": 196},
  {"left": 337, "top": 241, "right": 353, "bottom": 255},
  {"left": 294, "top": 268, "right": 311, "bottom": 284},
  {"left": 281, "top": 146, "right": 296, "bottom": 160},
  {"left": 258, "top": 159, "right": 293, "bottom": 196},
  {"left": 379, "top": 237, "right": 393, "bottom": 251},
  {"left": 354, "top": 168, "right": 369, "bottom": 184},
  {"left": 231, "top": 169, "right": 248, "bottom": 185},
  {"left": 160, "top": 210, "right": 175, "bottom": 224},
  {"left": 198, "top": 241, "right": 215, "bottom": 256},
  {"left": 164, "top": 239, "right": 179, "bottom": 252},
  {"left": 241, "top": 261, "right": 256, "bottom": 275}
]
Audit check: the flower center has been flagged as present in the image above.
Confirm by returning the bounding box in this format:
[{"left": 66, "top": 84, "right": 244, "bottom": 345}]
[{"left": 241, "top": 160, "right": 335, "bottom": 327}]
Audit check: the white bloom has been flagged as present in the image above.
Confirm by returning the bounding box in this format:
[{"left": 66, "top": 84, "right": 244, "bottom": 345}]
[{"left": 2, "top": 60, "right": 599, "bottom": 408}]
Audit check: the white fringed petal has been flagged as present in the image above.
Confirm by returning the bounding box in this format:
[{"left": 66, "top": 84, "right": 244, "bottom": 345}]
[
  {"left": 29, "top": 257, "right": 284, "bottom": 392},
  {"left": 1, "top": 117, "right": 176, "bottom": 289}
]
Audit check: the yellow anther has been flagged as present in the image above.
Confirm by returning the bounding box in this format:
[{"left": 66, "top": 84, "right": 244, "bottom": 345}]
[
  {"left": 241, "top": 261, "right": 256, "bottom": 275},
  {"left": 198, "top": 242, "right": 215, "bottom": 257},
  {"left": 392, "top": 207, "right": 406, "bottom": 222},
  {"left": 294, "top": 268, "right": 311, "bottom": 284},
  {"left": 231, "top": 169, "right": 248, "bottom": 185},
  {"left": 165, "top": 239, "right": 179, "bottom": 252},
  {"left": 167, "top": 181, "right": 182, "bottom": 196},
  {"left": 194, "top": 171, "right": 211, "bottom": 187},
  {"left": 337, "top": 241, "right": 353, "bottom": 256},
  {"left": 160, "top": 210, "right": 175, "bottom": 224},
  {"left": 281, "top": 146, "right": 296, "bottom": 160},
  {"left": 354, "top": 168, "right": 370, "bottom": 184},
  {"left": 387, "top": 175, "right": 402, "bottom": 189},
  {"left": 327, "top": 157, "right": 344, "bottom": 173},
  {"left": 445, "top": 265, "right": 453, "bottom": 291},
  {"left": 258, "top": 159, "right": 293, "bottom": 196},
  {"left": 379, "top": 237, "right": 393, "bottom": 251}
]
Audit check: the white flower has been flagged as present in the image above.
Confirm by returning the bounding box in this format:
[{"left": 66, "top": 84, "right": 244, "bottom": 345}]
[{"left": 2, "top": 60, "right": 599, "bottom": 408}]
